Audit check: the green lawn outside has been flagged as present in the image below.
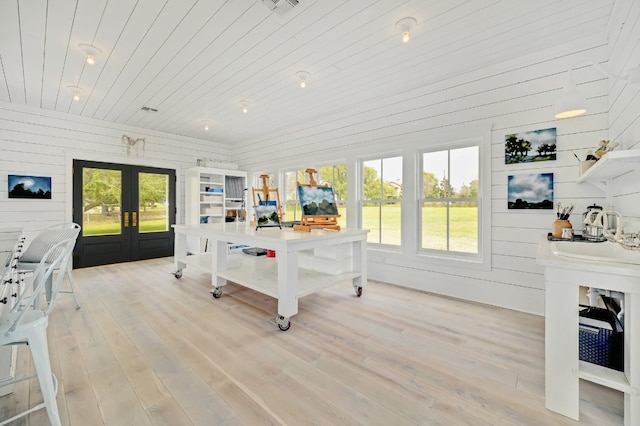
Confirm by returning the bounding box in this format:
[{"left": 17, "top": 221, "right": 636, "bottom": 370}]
[
  {"left": 83, "top": 205, "right": 477, "bottom": 253},
  {"left": 82, "top": 209, "right": 168, "bottom": 235}
]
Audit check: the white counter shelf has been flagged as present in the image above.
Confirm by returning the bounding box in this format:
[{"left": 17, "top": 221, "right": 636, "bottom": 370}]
[{"left": 577, "top": 150, "right": 640, "bottom": 200}]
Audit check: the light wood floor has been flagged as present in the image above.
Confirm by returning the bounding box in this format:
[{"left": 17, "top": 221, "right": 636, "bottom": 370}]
[{"left": 1, "top": 257, "right": 623, "bottom": 425}]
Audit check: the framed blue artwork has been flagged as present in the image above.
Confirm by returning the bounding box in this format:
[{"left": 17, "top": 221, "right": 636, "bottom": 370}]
[{"left": 8, "top": 175, "right": 52, "bottom": 199}]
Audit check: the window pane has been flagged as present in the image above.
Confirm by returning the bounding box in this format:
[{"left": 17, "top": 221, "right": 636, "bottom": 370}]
[
  {"left": 362, "top": 202, "right": 380, "bottom": 243},
  {"left": 363, "top": 159, "right": 382, "bottom": 199},
  {"left": 380, "top": 203, "right": 401, "bottom": 245},
  {"left": 138, "top": 172, "right": 169, "bottom": 233},
  {"left": 422, "top": 202, "right": 447, "bottom": 250},
  {"left": 423, "top": 151, "right": 448, "bottom": 198},
  {"left": 450, "top": 146, "right": 479, "bottom": 198},
  {"left": 449, "top": 201, "right": 478, "bottom": 253},
  {"left": 82, "top": 168, "right": 122, "bottom": 236},
  {"left": 382, "top": 156, "right": 402, "bottom": 200}
]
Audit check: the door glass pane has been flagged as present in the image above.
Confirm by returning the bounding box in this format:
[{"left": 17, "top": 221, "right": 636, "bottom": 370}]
[
  {"left": 139, "top": 172, "right": 169, "bottom": 233},
  {"left": 82, "top": 168, "right": 122, "bottom": 236}
]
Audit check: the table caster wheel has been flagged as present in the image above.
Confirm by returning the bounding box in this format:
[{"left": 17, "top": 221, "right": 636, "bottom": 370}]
[
  {"left": 274, "top": 315, "right": 290, "bottom": 331},
  {"left": 174, "top": 270, "right": 183, "bottom": 279},
  {"left": 355, "top": 286, "right": 363, "bottom": 297},
  {"left": 211, "top": 287, "right": 223, "bottom": 299}
]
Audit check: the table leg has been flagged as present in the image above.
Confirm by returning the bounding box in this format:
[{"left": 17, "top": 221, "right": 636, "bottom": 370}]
[
  {"left": 545, "top": 279, "right": 580, "bottom": 420},
  {"left": 212, "top": 240, "right": 227, "bottom": 290},
  {"left": 174, "top": 233, "right": 187, "bottom": 276},
  {"left": 277, "top": 250, "right": 298, "bottom": 319}
]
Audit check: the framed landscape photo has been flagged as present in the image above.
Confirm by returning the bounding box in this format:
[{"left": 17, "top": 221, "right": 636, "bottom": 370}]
[
  {"left": 8, "top": 175, "right": 52, "bottom": 199},
  {"left": 507, "top": 173, "right": 554, "bottom": 209},
  {"left": 505, "top": 127, "right": 557, "bottom": 164}
]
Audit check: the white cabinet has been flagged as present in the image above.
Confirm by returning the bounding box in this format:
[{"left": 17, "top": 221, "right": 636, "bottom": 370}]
[{"left": 184, "top": 167, "right": 247, "bottom": 252}]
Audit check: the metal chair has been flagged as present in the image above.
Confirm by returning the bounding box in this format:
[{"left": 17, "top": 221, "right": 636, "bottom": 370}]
[
  {"left": 0, "top": 234, "right": 78, "bottom": 426},
  {"left": 16, "top": 223, "right": 81, "bottom": 309}
]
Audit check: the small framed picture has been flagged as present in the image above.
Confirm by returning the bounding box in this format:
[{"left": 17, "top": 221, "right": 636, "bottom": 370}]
[{"left": 8, "top": 175, "right": 52, "bottom": 199}]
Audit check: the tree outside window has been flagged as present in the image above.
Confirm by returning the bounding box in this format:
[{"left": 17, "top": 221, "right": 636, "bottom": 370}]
[
  {"left": 421, "top": 146, "right": 479, "bottom": 254},
  {"left": 362, "top": 156, "right": 402, "bottom": 245},
  {"left": 317, "top": 164, "right": 347, "bottom": 229}
]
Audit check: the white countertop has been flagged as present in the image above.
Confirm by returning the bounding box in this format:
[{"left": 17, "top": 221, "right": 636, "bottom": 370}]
[{"left": 536, "top": 235, "right": 640, "bottom": 277}]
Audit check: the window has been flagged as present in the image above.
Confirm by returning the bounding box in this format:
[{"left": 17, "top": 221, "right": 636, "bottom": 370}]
[
  {"left": 420, "top": 146, "right": 479, "bottom": 254},
  {"left": 362, "top": 156, "right": 402, "bottom": 245},
  {"left": 283, "top": 169, "right": 307, "bottom": 222},
  {"left": 317, "top": 164, "right": 347, "bottom": 229}
]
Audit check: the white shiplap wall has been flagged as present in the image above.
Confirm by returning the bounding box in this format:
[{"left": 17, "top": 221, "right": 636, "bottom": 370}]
[
  {"left": 0, "top": 100, "right": 232, "bottom": 242},
  {"left": 233, "top": 33, "right": 617, "bottom": 315},
  {"left": 607, "top": 0, "right": 640, "bottom": 226}
]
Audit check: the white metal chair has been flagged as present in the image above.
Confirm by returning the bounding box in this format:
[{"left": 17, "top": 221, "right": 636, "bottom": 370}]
[
  {"left": 0, "top": 234, "right": 78, "bottom": 426},
  {"left": 17, "top": 223, "right": 81, "bottom": 309}
]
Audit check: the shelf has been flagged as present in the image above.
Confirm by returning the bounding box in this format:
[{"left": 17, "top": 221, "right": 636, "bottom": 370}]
[
  {"left": 577, "top": 149, "right": 640, "bottom": 184},
  {"left": 576, "top": 361, "right": 635, "bottom": 394},
  {"left": 177, "top": 253, "right": 360, "bottom": 299}
]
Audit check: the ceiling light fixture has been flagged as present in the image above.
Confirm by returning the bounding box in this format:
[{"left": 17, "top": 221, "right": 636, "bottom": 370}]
[
  {"left": 79, "top": 43, "right": 102, "bottom": 65},
  {"left": 395, "top": 17, "right": 417, "bottom": 43},
  {"left": 203, "top": 120, "right": 211, "bottom": 131},
  {"left": 554, "top": 62, "right": 640, "bottom": 119},
  {"left": 296, "top": 71, "right": 310, "bottom": 88},
  {"left": 239, "top": 100, "right": 251, "bottom": 114},
  {"left": 67, "top": 85, "right": 84, "bottom": 101}
]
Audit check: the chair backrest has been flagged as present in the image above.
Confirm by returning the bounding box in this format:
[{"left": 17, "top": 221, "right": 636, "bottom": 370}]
[
  {"left": 4, "top": 235, "right": 78, "bottom": 336},
  {"left": 19, "top": 223, "right": 80, "bottom": 264}
]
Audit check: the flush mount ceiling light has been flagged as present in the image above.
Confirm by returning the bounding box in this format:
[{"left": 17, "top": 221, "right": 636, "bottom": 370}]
[
  {"left": 67, "top": 85, "right": 84, "bottom": 101},
  {"left": 296, "top": 71, "right": 310, "bottom": 88},
  {"left": 78, "top": 43, "right": 102, "bottom": 65},
  {"left": 554, "top": 62, "right": 640, "bottom": 119},
  {"left": 202, "top": 120, "right": 212, "bottom": 131},
  {"left": 239, "top": 100, "right": 251, "bottom": 114},
  {"left": 395, "top": 17, "right": 417, "bottom": 43}
]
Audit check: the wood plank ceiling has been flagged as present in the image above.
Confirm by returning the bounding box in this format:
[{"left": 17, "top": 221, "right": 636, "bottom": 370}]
[{"left": 0, "top": 0, "right": 614, "bottom": 145}]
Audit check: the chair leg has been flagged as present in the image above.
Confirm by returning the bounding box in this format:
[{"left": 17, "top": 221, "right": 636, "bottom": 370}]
[
  {"left": 28, "top": 325, "right": 62, "bottom": 426},
  {"left": 65, "top": 264, "right": 80, "bottom": 309}
]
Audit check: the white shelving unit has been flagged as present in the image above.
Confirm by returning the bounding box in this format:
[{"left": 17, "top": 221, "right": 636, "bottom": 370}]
[
  {"left": 184, "top": 167, "right": 247, "bottom": 253},
  {"left": 577, "top": 150, "right": 640, "bottom": 202}
]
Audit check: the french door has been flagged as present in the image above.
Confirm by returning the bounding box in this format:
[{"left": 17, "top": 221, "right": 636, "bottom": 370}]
[{"left": 72, "top": 160, "right": 176, "bottom": 268}]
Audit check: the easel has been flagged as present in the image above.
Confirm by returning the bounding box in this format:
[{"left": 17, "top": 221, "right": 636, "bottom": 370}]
[
  {"left": 293, "top": 168, "right": 341, "bottom": 232},
  {"left": 251, "top": 174, "right": 283, "bottom": 224}
]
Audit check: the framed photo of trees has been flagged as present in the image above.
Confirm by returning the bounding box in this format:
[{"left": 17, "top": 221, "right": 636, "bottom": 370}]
[{"left": 505, "top": 128, "right": 556, "bottom": 164}]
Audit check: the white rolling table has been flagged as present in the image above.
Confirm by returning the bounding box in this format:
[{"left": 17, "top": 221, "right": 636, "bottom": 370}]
[{"left": 172, "top": 223, "right": 368, "bottom": 330}]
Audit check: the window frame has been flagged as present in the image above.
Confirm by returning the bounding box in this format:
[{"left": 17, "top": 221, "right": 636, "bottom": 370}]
[
  {"left": 359, "top": 153, "right": 403, "bottom": 248},
  {"left": 415, "top": 137, "right": 489, "bottom": 269}
]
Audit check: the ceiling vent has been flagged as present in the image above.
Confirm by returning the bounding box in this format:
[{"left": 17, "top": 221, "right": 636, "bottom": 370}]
[{"left": 261, "top": 0, "right": 302, "bottom": 16}]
